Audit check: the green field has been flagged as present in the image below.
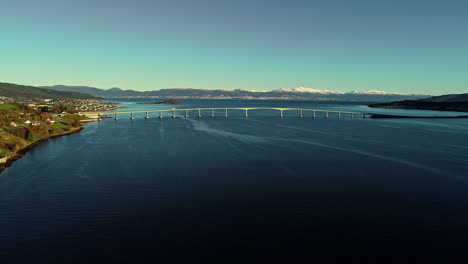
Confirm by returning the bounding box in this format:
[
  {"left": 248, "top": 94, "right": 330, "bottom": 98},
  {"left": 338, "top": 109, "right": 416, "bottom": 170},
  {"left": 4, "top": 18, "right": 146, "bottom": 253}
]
[
  {"left": 0, "top": 147, "right": 11, "bottom": 157},
  {"left": 0, "top": 104, "right": 17, "bottom": 110}
]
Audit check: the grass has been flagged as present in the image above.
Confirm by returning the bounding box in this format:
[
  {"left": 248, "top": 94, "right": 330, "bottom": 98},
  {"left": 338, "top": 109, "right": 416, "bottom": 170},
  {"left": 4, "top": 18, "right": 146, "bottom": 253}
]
[
  {"left": 0, "top": 104, "right": 17, "bottom": 110},
  {"left": 44, "top": 122, "right": 70, "bottom": 130},
  {"left": 0, "top": 147, "right": 11, "bottom": 157}
]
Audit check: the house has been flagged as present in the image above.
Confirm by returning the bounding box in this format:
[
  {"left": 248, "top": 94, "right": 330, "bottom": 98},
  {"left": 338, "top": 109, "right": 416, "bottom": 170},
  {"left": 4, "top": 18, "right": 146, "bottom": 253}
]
[
  {"left": 44, "top": 121, "right": 53, "bottom": 125},
  {"left": 9, "top": 122, "right": 18, "bottom": 127},
  {"left": 24, "top": 120, "right": 32, "bottom": 125}
]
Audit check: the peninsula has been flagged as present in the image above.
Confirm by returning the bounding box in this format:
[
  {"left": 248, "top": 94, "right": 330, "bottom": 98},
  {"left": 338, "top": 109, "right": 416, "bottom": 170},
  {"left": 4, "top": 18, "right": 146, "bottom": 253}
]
[
  {"left": 369, "top": 93, "right": 468, "bottom": 112},
  {"left": 0, "top": 83, "right": 123, "bottom": 173},
  {"left": 0, "top": 103, "right": 86, "bottom": 172}
]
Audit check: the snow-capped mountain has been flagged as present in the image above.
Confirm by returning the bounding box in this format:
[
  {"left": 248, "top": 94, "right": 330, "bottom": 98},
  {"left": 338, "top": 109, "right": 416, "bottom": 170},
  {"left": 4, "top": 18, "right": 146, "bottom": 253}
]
[{"left": 273, "top": 87, "right": 343, "bottom": 94}]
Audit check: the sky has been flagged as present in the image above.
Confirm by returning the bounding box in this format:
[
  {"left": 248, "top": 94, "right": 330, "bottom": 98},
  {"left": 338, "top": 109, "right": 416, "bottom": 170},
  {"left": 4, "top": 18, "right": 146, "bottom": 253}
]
[{"left": 0, "top": 0, "right": 467, "bottom": 95}]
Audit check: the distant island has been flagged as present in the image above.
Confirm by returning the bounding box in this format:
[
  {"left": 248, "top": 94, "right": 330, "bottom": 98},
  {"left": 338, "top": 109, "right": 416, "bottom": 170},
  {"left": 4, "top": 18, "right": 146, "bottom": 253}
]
[
  {"left": 369, "top": 93, "right": 468, "bottom": 112},
  {"left": 138, "top": 100, "right": 184, "bottom": 105}
]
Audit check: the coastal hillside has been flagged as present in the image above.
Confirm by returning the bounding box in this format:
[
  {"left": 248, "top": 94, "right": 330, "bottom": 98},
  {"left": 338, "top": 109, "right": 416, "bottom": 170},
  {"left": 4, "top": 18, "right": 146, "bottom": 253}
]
[
  {"left": 0, "top": 103, "right": 87, "bottom": 171},
  {"left": 421, "top": 93, "right": 468, "bottom": 103},
  {"left": 369, "top": 93, "right": 468, "bottom": 112},
  {"left": 0, "top": 82, "right": 99, "bottom": 100}
]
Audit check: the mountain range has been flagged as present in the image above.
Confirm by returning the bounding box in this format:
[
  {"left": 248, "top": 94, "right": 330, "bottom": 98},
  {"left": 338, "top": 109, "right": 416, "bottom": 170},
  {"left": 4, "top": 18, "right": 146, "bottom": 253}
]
[
  {"left": 0, "top": 82, "right": 100, "bottom": 100},
  {"left": 41, "top": 85, "right": 429, "bottom": 101}
]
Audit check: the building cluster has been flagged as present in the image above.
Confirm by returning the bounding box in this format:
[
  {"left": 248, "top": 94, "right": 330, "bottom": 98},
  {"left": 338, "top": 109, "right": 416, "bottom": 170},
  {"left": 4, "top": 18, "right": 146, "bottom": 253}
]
[
  {"left": 27, "top": 99, "right": 119, "bottom": 112},
  {"left": 0, "top": 96, "right": 13, "bottom": 104},
  {"left": 51, "top": 99, "right": 119, "bottom": 112}
]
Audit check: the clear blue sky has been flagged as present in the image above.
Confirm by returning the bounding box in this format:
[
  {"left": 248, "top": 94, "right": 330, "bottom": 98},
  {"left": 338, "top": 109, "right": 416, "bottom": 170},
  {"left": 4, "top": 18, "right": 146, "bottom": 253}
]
[{"left": 1, "top": 0, "right": 467, "bottom": 94}]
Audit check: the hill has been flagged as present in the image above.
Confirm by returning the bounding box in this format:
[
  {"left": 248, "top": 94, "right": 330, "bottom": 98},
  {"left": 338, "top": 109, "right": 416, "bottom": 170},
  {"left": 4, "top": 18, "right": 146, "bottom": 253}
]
[
  {"left": 41, "top": 85, "right": 430, "bottom": 102},
  {"left": 0, "top": 82, "right": 100, "bottom": 100},
  {"left": 421, "top": 93, "right": 468, "bottom": 103},
  {"left": 369, "top": 93, "right": 468, "bottom": 112}
]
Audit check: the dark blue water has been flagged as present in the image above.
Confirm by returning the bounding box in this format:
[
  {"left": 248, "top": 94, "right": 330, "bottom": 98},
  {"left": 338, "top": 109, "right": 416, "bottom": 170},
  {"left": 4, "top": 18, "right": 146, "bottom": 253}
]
[{"left": 1, "top": 100, "right": 468, "bottom": 263}]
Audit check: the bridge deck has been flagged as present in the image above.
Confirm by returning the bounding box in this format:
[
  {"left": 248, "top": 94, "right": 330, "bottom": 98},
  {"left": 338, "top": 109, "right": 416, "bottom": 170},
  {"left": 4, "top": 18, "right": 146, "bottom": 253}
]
[{"left": 106, "top": 107, "right": 366, "bottom": 115}]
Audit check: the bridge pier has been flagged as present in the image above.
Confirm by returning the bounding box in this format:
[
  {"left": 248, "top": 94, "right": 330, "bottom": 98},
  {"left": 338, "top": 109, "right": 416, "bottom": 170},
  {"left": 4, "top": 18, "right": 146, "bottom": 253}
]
[
  {"left": 363, "top": 113, "right": 366, "bottom": 119},
  {"left": 185, "top": 110, "right": 189, "bottom": 118},
  {"left": 313, "top": 110, "right": 316, "bottom": 118},
  {"left": 97, "top": 114, "right": 101, "bottom": 122},
  {"left": 325, "top": 112, "right": 329, "bottom": 118},
  {"left": 114, "top": 114, "right": 119, "bottom": 120},
  {"left": 338, "top": 112, "right": 341, "bottom": 119},
  {"left": 159, "top": 112, "right": 163, "bottom": 119},
  {"left": 351, "top": 113, "right": 354, "bottom": 119},
  {"left": 211, "top": 108, "right": 215, "bottom": 118},
  {"left": 225, "top": 108, "right": 228, "bottom": 117},
  {"left": 299, "top": 109, "right": 303, "bottom": 118},
  {"left": 245, "top": 109, "right": 248, "bottom": 117},
  {"left": 280, "top": 109, "right": 283, "bottom": 118},
  {"left": 130, "top": 113, "right": 135, "bottom": 120},
  {"left": 171, "top": 109, "right": 176, "bottom": 118},
  {"left": 145, "top": 112, "right": 149, "bottom": 120},
  {"left": 198, "top": 109, "right": 202, "bottom": 118}
]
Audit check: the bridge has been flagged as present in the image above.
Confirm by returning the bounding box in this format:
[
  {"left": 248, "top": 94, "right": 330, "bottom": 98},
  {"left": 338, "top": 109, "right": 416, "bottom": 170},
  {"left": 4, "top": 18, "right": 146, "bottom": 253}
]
[{"left": 97, "top": 107, "right": 368, "bottom": 120}]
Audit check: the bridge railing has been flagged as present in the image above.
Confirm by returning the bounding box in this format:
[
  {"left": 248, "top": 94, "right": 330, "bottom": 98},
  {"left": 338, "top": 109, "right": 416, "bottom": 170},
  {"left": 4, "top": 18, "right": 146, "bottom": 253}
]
[{"left": 98, "top": 107, "right": 368, "bottom": 120}]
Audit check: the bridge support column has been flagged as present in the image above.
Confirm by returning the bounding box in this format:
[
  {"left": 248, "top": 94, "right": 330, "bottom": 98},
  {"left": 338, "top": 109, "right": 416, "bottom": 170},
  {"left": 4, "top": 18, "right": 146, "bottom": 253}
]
[
  {"left": 280, "top": 110, "right": 283, "bottom": 118},
  {"left": 97, "top": 114, "right": 101, "bottom": 122},
  {"left": 338, "top": 112, "right": 341, "bottom": 119},
  {"left": 211, "top": 108, "right": 215, "bottom": 118},
  {"left": 172, "top": 109, "right": 176, "bottom": 118},
  {"left": 198, "top": 109, "right": 202, "bottom": 118},
  {"left": 130, "top": 113, "right": 135, "bottom": 120},
  {"left": 225, "top": 108, "right": 228, "bottom": 117},
  {"left": 363, "top": 113, "right": 366, "bottom": 119},
  {"left": 313, "top": 110, "right": 316, "bottom": 119},
  {"left": 325, "top": 112, "right": 329, "bottom": 118},
  {"left": 351, "top": 113, "right": 354, "bottom": 119},
  {"left": 114, "top": 114, "right": 119, "bottom": 120},
  {"left": 299, "top": 109, "right": 303, "bottom": 118},
  {"left": 159, "top": 112, "right": 163, "bottom": 119},
  {"left": 245, "top": 109, "right": 248, "bottom": 117},
  {"left": 145, "top": 112, "right": 149, "bottom": 120},
  {"left": 185, "top": 110, "right": 189, "bottom": 118}
]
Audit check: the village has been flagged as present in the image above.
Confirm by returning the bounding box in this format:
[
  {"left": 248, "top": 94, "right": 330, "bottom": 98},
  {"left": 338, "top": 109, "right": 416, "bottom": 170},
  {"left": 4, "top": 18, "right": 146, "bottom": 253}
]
[
  {"left": 27, "top": 98, "right": 122, "bottom": 112},
  {"left": 0, "top": 97, "right": 123, "bottom": 127}
]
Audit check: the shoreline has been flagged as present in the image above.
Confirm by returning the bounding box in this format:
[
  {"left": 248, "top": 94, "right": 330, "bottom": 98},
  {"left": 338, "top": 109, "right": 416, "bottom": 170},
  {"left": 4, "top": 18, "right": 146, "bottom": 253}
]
[
  {"left": 370, "top": 114, "right": 468, "bottom": 119},
  {"left": 0, "top": 125, "right": 85, "bottom": 174}
]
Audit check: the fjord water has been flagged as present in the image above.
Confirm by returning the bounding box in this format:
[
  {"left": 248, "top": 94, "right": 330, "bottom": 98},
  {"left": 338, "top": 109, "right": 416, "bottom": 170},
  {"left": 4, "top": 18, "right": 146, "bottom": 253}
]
[{"left": 1, "top": 100, "right": 468, "bottom": 262}]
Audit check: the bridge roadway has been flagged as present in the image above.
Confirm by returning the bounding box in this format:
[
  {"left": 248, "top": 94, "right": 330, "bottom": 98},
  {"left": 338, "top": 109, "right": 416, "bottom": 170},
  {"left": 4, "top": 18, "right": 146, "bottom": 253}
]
[{"left": 98, "top": 107, "right": 368, "bottom": 120}]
